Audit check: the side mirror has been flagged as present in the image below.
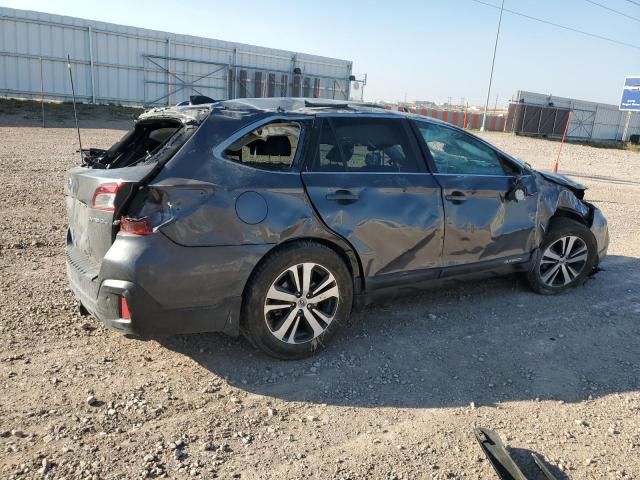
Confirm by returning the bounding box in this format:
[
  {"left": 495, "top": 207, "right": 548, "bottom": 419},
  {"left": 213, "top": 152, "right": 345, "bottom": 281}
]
[{"left": 506, "top": 175, "right": 528, "bottom": 202}]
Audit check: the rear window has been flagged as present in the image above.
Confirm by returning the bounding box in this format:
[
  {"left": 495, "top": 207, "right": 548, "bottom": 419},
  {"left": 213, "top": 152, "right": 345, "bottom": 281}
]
[
  {"left": 83, "top": 119, "right": 184, "bottom": 169},
  {"left": 223, "top": 121, "right": 301, "bottom": 171}
]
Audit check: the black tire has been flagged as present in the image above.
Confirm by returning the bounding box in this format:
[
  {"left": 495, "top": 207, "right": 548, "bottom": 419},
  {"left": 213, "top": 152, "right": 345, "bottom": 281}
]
[
  {"left": 527, "top": 218, "right": 597, "bottom": 295},
  {"left": 241, "top": 241, "right": 353, "bottom": 359}
]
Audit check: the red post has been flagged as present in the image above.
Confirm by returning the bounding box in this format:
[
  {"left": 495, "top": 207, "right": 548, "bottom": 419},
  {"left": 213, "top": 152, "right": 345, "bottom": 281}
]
[{"left": 553, "top": 111, "right": 572, "bottom": 173}]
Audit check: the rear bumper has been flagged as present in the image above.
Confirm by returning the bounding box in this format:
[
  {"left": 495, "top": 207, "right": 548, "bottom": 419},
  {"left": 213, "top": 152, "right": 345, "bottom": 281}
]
[
  {"left": 69, "top": 275, "right": 241, "bottom": 336},
  {"left": 66, "top": 232, "right": 271, "bottom": 336}
]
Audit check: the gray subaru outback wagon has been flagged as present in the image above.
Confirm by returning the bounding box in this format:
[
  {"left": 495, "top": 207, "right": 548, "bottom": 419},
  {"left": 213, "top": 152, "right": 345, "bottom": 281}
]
[{"left": 65, "top": 98, "right": 608, "bottom": 359}]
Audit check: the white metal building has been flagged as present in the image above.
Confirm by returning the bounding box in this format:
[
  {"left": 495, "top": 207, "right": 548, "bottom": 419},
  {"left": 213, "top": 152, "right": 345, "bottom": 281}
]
[
  {"left": 509, "top": 90, "right": 640, "bottom": 142},
  {"left": 0, "top": 6, "right": 354, "bottom": 106}
]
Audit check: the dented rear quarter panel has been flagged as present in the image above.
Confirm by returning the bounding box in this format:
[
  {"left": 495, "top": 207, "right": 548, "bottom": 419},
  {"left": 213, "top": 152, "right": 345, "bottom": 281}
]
[{"left": 146, "top": 110, "right": 362, "bottom": 275}]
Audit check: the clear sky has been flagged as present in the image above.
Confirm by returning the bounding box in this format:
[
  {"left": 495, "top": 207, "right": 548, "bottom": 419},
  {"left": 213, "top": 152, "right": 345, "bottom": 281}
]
[{"left": 2, "top": 0, "right": 638, "bottom": 106}]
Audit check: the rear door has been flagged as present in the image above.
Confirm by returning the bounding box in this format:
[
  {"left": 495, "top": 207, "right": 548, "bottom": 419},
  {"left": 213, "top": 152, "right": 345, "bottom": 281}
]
[
  {"left": 301, "top": 115, "right": 445, "bottom": 287},
  {"left": 414, "top": 121, "right": 538, "bottom": 268}
]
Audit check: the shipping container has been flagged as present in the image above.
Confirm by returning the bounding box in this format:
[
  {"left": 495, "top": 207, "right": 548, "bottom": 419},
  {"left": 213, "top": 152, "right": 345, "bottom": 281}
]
[{"left": 0, "top": 6, "right": 353, "bottom": 106}]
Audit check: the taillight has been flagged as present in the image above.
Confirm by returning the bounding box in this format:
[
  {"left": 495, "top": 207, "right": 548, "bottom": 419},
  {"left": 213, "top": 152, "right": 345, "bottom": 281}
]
[
  {"left": 92, "top": 182, "right": 122, "bottom": 211},
  {"left": 119, "top": 295, "right": 131, "bottom": 320},
  {"left": 120, "top": 216, "right": 154, "bottom": 235}
]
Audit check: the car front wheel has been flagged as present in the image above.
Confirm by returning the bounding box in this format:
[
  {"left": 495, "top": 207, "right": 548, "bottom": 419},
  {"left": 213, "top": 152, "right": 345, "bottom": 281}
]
[
  {"left": 242, "top": 241, "right": 353, "bottom": 359},
  {"left": 527, "top": 218, "right": 597, "bottom": 294}
]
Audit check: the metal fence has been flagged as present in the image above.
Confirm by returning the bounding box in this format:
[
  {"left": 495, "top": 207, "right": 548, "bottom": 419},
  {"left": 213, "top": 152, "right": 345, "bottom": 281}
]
[{"left": 0, "top": 6, "right": 353, "bottom": 106}]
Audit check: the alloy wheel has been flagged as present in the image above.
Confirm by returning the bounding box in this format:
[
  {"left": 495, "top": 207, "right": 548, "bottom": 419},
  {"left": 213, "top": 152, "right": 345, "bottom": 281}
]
[
  {"left": 539, "top": 235, "right": 589, "bottom": 287},
  {"left": 264, "top": 262, "right": 340, "bottom": 344}
]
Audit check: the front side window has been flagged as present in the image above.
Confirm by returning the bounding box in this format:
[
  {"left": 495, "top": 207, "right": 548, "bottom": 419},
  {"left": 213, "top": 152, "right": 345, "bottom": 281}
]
[
  {"left": 311, "top": 117, "right": 421, "bottom": 173},
  {"left": 223, "top": 121, "right": 300, "bottom": 171},
  {"left": 417, "top": 123, "right": 506, "bottom": 175}
]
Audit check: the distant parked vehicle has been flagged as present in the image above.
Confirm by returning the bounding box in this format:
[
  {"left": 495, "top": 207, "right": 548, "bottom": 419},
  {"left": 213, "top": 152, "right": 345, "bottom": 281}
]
[{"left": 65, "top": 98, "right": 609, "bottom": 359}]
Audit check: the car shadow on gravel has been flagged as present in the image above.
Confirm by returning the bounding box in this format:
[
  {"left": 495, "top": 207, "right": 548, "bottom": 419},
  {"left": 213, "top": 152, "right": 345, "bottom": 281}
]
[{"left": 159, "top": 254, "right": 640, "bottom": 409}]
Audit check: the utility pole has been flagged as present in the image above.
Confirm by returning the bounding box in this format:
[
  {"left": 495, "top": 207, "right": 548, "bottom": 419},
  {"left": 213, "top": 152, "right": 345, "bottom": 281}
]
[{"left": 481, "top": 0, "right": 505, "bottom": 131}]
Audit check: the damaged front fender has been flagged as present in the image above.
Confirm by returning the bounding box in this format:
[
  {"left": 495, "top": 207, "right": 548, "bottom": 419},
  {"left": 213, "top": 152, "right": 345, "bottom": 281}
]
[
  {"left": 534, "top": 171, "right": 608, "bottom": 264},
  {"left": 535, "top": 172, "right": 590, "bottom": 238}
]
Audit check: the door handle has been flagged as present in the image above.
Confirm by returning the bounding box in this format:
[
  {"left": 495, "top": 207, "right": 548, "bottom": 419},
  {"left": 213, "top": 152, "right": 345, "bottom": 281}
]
[
  {"left": 445, "top": 191, "right": 467, "bottom": 203},
  {"left": 326, "top": 190, "right": 359, "bottom": 203}
]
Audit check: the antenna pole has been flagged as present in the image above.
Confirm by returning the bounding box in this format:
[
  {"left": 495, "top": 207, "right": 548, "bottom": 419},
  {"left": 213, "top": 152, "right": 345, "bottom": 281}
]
[
  {"left": 67, "top": 54, "right": 83, "bottom": 162},
  {"left": 40, "top": 56, "right": 45, "bottom": 128},
  {"left": 481, "top": 0, "right": 505, "bottom": 131}
]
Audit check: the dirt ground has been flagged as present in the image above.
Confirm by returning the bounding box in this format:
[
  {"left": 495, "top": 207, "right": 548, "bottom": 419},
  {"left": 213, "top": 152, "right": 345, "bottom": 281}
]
[{"left": 1, "top": 101, "right": 639, "bottom": 480}]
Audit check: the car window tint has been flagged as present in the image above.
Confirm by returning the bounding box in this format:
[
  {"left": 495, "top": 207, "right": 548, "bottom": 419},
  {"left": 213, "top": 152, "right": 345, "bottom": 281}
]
[
  {"left": 313, "top": 117, "right": 420, "bottom": 173},
  {"left": 418, "top": 123, "right": 506, "bottom": 175},
  {"left": 223, "top": 121, "right": 300, "bottom": 171}
]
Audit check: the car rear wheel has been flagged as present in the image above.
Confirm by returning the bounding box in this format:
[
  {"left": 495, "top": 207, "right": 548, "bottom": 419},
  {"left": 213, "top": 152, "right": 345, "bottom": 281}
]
[
  {"left": 527, "top": 218, "right": 597, "bottom": 295},
  {"left": 242, "top": 242, "right": 353, "bottom": 359}
]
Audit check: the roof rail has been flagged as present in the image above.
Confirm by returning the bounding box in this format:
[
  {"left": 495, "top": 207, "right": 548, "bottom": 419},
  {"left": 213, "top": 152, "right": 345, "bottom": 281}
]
[
  {"left": 352, "top": 102, "right": 387, "bottom": 110},
  {"left": 304, "top": 100, "right": 349, "bottom": 108}
]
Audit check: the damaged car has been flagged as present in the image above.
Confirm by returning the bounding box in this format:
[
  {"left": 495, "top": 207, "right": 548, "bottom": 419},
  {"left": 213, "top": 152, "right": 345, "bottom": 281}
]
[{"left": 64, "top": 98, "right": 609, "bottom": 359}]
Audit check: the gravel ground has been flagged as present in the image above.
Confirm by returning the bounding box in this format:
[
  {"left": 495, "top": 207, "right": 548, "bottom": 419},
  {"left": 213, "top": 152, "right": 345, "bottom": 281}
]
[{"left": 1, "top": 105, "right": 639, "bottom": 480}]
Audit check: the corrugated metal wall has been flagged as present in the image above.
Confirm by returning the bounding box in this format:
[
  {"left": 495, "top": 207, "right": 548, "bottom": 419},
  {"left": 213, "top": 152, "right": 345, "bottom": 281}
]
[
  {"left": 510, "top": 90, "right": 640, "bottom": 142},
  {"left": 0, "top": 6, "right": 353, "bottom": 106}
]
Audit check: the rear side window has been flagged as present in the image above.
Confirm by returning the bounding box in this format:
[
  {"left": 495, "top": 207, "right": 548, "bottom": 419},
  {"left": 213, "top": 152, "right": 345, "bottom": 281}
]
[
  {"left": 310, "top": 117, "right": 421, "bottom": 173},
  {"left": 417, "top": 123, "right": 506, "bottom": 175},
  {"left": 223, "top": 121, "right": 300, "bottom": 171}
]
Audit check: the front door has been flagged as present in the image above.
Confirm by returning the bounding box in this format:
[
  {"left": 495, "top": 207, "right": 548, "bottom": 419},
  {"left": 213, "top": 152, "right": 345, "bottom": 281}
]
[
  {"left": 414, "top": 121, "right": 538, "bottom": 267},
  {"left": 302, "top": 116, "right": 445, "bottom": 287}
]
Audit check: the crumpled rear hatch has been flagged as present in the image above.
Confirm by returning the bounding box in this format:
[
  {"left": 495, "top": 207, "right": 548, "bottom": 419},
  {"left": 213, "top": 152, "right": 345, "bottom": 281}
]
[{"left": 64, "top": 106, "right": 209, "bottom": 275}]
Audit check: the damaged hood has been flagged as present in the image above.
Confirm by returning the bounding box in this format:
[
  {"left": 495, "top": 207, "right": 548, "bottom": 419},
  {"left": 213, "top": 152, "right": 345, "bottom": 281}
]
[{"left": 537, "top": 171, "right": 586, "bottom": 198}]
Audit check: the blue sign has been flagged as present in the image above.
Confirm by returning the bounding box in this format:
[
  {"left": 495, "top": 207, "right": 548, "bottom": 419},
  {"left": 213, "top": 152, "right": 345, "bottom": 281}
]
[{"left": 620, "top": 76, "right": 640, "bottom": 111}]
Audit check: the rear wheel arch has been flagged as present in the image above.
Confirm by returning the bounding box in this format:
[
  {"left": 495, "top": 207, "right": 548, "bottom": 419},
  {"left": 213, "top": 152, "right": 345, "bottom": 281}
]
[
  {"left": 241, "top": 237, "right": 361, "bottom": 305},
  {"left": 239, "top": 238, "right": 355, "bottom": 358}
]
